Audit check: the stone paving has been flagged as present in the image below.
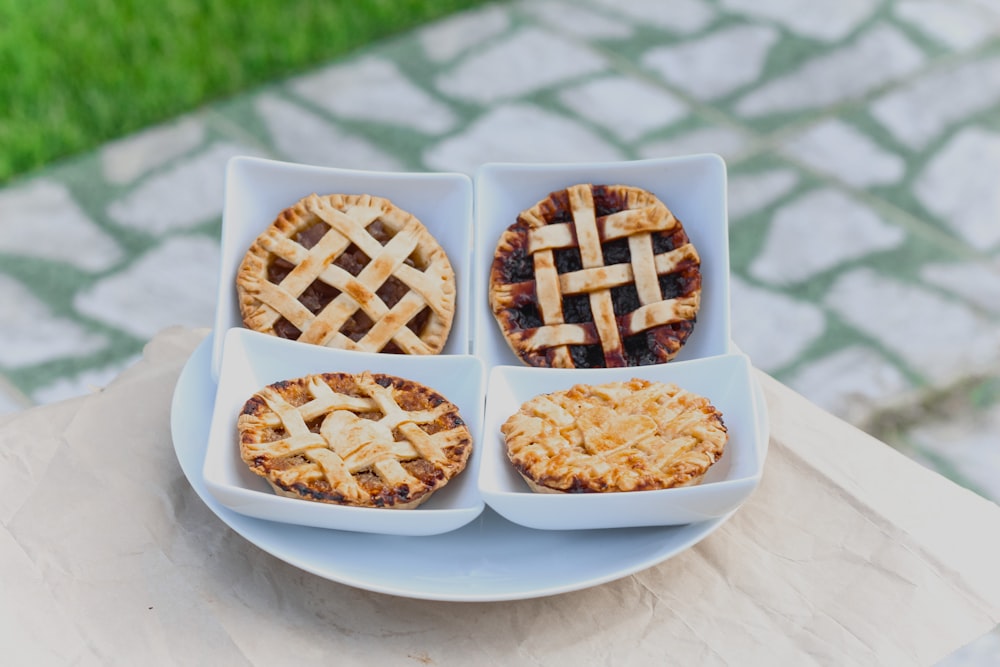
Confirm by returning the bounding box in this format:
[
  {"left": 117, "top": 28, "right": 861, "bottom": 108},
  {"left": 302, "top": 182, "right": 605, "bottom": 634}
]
[{"left": 1, "top": 0, "right": 999, "bottom": 659}]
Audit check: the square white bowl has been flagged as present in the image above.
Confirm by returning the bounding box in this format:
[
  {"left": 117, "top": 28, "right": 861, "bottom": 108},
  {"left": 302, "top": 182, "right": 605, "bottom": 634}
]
[
  {"left": 211, "top": 156, "right": 475, "bottom": 380},
  {"left": 473, "top": 155, "right": 731, "bottom": 368},
  {"left": 480, "top": 353, "right": 762, "bottom": 530},
  {"left": 203, "top": 327, "right": 486, "bottom": 536}
]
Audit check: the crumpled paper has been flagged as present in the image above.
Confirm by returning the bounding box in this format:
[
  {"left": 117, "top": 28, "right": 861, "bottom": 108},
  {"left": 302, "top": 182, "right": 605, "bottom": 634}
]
[{"left": 2, "top": 326, "right": 998, "bottom": 665}]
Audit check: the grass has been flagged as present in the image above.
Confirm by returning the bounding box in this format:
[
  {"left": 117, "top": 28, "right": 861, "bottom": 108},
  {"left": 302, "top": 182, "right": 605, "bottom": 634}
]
[{"left": 0, "top": 0, "right": 492, "bottom": 184}]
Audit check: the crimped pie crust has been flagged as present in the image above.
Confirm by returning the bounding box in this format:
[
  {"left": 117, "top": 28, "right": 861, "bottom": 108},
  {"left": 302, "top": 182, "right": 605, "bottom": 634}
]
[
  {"left": 489, "top": 184, "right": 702, "bottom": 368},
  {"left": 237, "top": 193, "right": 456, "bottom": 354},
  {"left": 501, "top": 378, "right": 727, "bottom": 493},
  {"left": 238, "top": 371, "right": 472, "bottom": 509}
]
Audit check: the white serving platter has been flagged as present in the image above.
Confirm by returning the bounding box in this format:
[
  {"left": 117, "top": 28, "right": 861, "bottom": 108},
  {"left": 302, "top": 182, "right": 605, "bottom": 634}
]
[
  {"left": 174, "top": 154, "right": 770, "bottom": 598},
  {"left": 171, "top": 334, "right": 768, "bottom": 601}
]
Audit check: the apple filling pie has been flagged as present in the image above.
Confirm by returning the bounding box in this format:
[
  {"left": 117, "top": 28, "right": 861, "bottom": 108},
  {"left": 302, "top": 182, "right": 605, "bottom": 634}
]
[{"left": 501, "top": 378, "right": 727, "bottom": 493}]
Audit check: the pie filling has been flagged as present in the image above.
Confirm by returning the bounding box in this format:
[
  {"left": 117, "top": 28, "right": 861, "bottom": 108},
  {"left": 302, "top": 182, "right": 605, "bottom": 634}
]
[
  {"left": 495, "top": 226, "right": 700, "bottom": 367},
  {"left": 545, "top": 185, "right": 628, "bottom": 222},
  {"left": 265, "top": 219, "right": 432, "bottom": 349}
]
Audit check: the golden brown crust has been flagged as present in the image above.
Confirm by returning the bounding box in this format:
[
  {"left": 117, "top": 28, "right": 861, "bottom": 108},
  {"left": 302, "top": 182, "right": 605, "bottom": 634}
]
[
  {"left": 489, "top": 184, "right": 701, "bottom": 368},
  {"left": 238, "top": 371, "right": 472, "bottom": 509},
  {"left": 236, "top": 193, "right": 456, "bottom": 355},
  {"left": 500, "top": 378, "right": 727, "bottom": 493}
]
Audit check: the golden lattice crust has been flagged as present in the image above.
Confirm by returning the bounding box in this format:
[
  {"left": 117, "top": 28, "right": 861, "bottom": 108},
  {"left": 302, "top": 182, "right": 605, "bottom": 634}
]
[
  {"left": 238, "top": 372, "right": 472, "bottom": 509},
  {"left": 501, "top": 379, "right": 727, "bottom": 493},
  {"left": 489, "top": 184, "right": 702, "bottom": 368},
  {"left": 237, "top": 193, "right": 456, "bottom": 354}
]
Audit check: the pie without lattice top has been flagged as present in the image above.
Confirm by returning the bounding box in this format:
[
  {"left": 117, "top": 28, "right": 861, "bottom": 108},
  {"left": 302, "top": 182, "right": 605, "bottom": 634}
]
[
  {"left": 489, "top": 184, "right": 702, "bottom": 368},
  {"left": 501, "top": 379, "right": 727, "bottom": 493},
  {"left": 238, "top": 371, "right": 472, "bottom": 509},
  {"left": 237, "top": 193, "right": 456, "bottom": 354}
]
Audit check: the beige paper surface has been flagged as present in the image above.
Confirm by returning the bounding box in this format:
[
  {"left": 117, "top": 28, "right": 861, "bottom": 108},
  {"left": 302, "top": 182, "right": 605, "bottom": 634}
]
[{"left": 2, "top": 327, "right": 999, "bottom": 665}]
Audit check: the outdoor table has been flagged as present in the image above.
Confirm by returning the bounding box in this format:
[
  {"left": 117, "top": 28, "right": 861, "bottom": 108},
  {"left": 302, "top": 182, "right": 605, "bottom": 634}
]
[{"left": 2, "top": 327, "right": 998, "bottom": 664}]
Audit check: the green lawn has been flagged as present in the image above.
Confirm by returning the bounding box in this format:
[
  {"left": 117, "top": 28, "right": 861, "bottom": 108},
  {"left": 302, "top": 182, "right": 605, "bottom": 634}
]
[{"left": 0, "top": 0, "right": 491, "bottom": 184}]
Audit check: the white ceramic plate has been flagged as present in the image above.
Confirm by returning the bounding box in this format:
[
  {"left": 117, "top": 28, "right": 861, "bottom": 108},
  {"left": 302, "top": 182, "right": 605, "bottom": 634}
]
[
  {"left": 203, "top": 328, "right": 486, "bottom": 536},
  {"left": 211, "top": 156, "right": 475, "bottom": 380},
  {"left": 172, "top": 334, "right": 768, "bottom": 601},
  {"left": 473, "top": 155, "right": 730, "bottom": 369},
  {"left": 481, "top": 354, "right": 762, "bottom": 530}
]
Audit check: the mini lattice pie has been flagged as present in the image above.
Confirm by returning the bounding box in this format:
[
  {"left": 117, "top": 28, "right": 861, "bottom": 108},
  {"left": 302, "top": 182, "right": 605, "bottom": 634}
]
[
  {"left": 489, "top": 184, "right": 702, "bottom": 367},
  {"left": 238, "top": 371, "right": 472, "bottom": 509},
  {"left": 501, "top": 379, "right": 727, "bottom": 493},
  {"left": 237, "top": 193, "right": 455, "bottom": 354}
]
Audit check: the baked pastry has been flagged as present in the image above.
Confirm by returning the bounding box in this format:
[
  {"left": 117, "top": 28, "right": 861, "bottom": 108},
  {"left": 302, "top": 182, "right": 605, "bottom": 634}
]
[
  {"left": 489, "top": 184, "right": 701, "bottom": 367},
  {"left": 237, "top": 193, "right": 455, "bottom": 354},
  {"left": 501, "top": 379, "right": 727, "bottom": 493},
  {"left": 238, "top": 371, "right": 472, "bottom": 509}
]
